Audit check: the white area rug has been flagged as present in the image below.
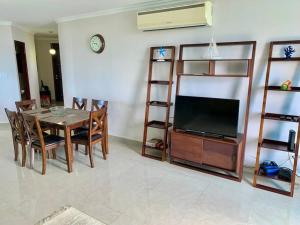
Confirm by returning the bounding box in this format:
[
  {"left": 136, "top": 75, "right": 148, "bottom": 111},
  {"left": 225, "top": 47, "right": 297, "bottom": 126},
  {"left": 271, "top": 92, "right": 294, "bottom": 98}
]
[{"left": 35, "top": 206, "right": 106, "bottom": 225}]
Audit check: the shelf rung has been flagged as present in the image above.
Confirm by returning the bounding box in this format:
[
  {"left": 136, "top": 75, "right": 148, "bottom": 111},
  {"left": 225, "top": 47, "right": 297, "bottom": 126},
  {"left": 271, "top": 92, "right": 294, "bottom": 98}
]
[
  {"left": 178, "top": 73, "right": 248, "bottom": 77},
  {"left": 267, "top": 86, "right": 300, "bottom": 92},
  {"left": 269, "top": 57, "right": 300, "bottom": 62},
  {"left": 151, "top": 59, "right": 172, "bottom": 62},
  {"left": 147, "top": 120, "right": 172, "bottom": 129},
  {"left": 149, "top": 80, "right": 173, "bottom": 85},
  {"left": 148, "top": 101, "right": 173, "bottom": 107},
  {"left": 263, "top": 113, "right": 299, "bottom": 123},
  {"left": 255, "top": 184, "right": 292, "bottom": 197},
  {"left": 144, "top": 144, "right": 168, "bottom": 151},
  {"left": 259, "top": 139, "right": 295, "bottom": 152}
]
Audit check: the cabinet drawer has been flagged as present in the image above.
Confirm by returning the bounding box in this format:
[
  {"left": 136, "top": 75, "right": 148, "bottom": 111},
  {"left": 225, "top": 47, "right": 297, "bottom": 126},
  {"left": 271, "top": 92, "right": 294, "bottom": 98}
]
[
  {"left": 203, "top": 140, "right": 237, "bottom": 171},
  {"left": 171, "top": 132, "right": 203, "bottom": 164}
]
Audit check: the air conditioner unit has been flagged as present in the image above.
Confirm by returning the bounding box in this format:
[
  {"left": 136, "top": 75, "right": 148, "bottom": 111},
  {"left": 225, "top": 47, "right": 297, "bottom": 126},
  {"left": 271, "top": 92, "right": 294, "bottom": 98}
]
[{"left": 137, "top": 1, "right": 212, "bottom": 31}]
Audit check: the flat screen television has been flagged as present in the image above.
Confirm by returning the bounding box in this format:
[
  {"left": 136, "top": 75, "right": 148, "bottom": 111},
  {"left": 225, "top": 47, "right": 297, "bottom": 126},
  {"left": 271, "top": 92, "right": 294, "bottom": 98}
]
[{"left": 174, "top": 96, "right": 240, "bottom": 138}]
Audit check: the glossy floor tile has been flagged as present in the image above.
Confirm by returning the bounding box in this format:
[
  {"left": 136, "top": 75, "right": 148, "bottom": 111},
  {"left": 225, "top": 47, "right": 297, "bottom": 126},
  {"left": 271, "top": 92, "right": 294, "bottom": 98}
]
[{"left": 0, "top": 124, "right": 299, "bottom": 225}]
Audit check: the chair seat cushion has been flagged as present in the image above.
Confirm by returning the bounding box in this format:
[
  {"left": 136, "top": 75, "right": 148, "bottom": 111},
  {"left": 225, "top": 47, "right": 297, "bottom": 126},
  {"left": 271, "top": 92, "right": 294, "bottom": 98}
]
[
  {"left": 71, "top": 132, "right": 102, "bottom": 143},
  {"left": 33, "top": 135, "right": 64, "bottom": 147}
]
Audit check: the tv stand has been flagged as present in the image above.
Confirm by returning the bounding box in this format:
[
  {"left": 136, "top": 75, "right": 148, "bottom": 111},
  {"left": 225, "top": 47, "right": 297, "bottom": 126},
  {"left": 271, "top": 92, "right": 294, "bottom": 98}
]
[
  {"left": 170, "top": 130, "right": 244, "bottom": 181},
  {"left": 184, "top": 130, "right": 225, "bottom": 139}
]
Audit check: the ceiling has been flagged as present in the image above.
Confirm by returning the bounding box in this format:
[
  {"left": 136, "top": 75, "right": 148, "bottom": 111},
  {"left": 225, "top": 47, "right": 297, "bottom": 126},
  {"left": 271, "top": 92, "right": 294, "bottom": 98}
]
[{"left": 0, "top": 0, "right": 194, "bottom": 34}]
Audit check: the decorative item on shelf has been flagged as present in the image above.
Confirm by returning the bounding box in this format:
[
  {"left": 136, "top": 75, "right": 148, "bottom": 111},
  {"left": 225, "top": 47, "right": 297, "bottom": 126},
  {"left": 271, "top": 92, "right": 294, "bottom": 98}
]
[
  {"left": 288, "top": 129, "right": 296, "bottom": 152},
  {"left": 204, "top": 37, "right": 221, "bottom": 59},
  {"left": 280, "top": 80, "right": 292, "bottom": 91},
  {"left": 259, "top": 161, "right": 280, "bottom": 177},
  {"left": 158, "top": 47, "right": 166, "bottom": 59},
  {"left": 284, "top": 45, "right": 296, "bottom": 59},
  {"left": 146, "top": 138, "right": 163, "bottom": 148}
]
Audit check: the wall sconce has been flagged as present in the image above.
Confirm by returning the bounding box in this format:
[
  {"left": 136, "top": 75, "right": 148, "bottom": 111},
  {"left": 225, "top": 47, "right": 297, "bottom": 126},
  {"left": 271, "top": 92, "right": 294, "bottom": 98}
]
[{"left": 49, "top": 48, "right": 56, "bottom": 55}]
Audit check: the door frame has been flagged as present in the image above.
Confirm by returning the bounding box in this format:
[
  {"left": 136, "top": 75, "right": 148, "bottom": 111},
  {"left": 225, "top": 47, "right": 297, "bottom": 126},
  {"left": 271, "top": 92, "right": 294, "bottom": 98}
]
[
  {"left": 14, "top": 40, "right": 31, "bottom": 100},
  {"left": 50, "top": 43, "right": 64, "bottom": 102}
]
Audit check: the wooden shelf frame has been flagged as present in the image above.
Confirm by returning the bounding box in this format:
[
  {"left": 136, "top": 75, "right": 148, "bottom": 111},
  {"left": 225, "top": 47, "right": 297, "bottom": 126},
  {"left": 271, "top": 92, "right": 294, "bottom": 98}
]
[
  {"left": 253, "top": 40, "right": 300, "bottom": 197},
  {"left": 173, "top": 41, "right": 257, "bottom": 182},
  {"left": 142, "top": 46, "right": 176, "bottom": 161}
]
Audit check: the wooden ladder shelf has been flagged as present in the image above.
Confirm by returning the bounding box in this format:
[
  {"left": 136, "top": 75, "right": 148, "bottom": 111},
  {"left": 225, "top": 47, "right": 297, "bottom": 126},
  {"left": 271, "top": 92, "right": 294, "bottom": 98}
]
[
  {"left": 172, "top": 41, "right": 256, "bottom": 181},
  {"left": 253, "top": 40, "right": 300, "bottom": 197},
  {"left": 142, "top": 46, "right": 176, "bottom": 161}
]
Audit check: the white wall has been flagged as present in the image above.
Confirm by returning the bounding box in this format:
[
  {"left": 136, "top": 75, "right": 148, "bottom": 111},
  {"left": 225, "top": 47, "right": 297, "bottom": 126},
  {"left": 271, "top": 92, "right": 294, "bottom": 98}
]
[
  {"left": 35, "top": 37, "right": 59, "bottom": 100},
  {"left": 58, "top": 0, "right": 300, "bottom": 167},
  {"left": 12, "top": 26, "right": 40, "bottom": 106},
  {"left": 0, "top": 25, "right": 39, "bottom": 122},
  {"left": 0, "top": 25, "right": 20, "bottom": 122}
]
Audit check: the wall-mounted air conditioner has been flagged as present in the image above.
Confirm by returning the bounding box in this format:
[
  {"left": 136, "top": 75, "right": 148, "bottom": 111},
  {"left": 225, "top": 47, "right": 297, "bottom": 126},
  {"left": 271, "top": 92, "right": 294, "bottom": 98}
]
[{"left": 137, "top": 1, "right": 212, "bottom": 31}]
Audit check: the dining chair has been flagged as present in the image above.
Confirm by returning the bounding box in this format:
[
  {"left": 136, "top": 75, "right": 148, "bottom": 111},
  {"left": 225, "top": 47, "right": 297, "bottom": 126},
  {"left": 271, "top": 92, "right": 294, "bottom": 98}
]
[
  {"left": 72, "top": 97, "right": 88, "bottom": 151},
  {"left": 15, "top": 99, "right": 37, "bottom": 113},
  {"left": 72, "top": 97, "right": 88, "bottom": 110},
  {"left": 21, "top": 113, "right": 65, "bottom": 175},
  {"left": 71, "top": 108, "right": 107, "bottom": 168},
  {"left": 5, "top": 108, "right": 27, "bottom": 167},
  {"left": 91, "top": 99, "right": 109, "bottom": 154}
]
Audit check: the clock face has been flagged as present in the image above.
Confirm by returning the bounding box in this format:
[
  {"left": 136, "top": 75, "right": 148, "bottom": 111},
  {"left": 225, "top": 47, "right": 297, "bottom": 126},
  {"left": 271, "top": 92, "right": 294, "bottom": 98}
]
[{"left": 90, "top": 34, "right": 105, "bottom": 53}]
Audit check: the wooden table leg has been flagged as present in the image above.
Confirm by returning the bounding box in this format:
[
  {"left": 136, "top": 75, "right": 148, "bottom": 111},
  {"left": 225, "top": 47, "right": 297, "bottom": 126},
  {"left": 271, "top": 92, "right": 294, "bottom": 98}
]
[{"left": 64, "top": 126, "right": 72, "bottom": 173}]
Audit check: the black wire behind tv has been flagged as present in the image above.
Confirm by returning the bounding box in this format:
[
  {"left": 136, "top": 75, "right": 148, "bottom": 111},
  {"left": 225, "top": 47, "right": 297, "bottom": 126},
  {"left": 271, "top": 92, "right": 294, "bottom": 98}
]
[{"left": 174, "top": 96, "right": 240, "bottom": 138}]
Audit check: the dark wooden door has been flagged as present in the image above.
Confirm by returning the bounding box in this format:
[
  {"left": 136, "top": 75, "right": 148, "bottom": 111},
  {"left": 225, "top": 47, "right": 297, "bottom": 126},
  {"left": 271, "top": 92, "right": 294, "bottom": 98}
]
[
  {"left": 15, "top": 41, "right": 31, "bottom": 100},
  {"left": 51, "top": 43, "right": 64, "bottom": 102}
]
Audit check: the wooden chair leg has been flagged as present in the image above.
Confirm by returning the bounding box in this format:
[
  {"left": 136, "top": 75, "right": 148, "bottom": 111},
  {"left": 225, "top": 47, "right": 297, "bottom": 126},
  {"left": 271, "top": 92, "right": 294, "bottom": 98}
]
[
  {"left": 85, "top": 146, "right": 88, "bottom": 155},
  {"left": 13, "top": 140, "right": 19, "bottom": 161},
  {"left": 101, "top": 139, "right": 107, "bottom": 160},
  {"left": 30, "top": 147, "right": 35, "bottom": 169},
  {"left": 42, "top": 149, "right": 47, "bottom": 175},
  {"left": 52, "top": 149, "right": 56, "bottom": 159},
  {"left": 88, "top": 145, "right": 94, "bottom": 168},
  {"left": 21, "top": 143, "right": 26, "bottom": 167},
  {"left": 75, "top": 144, "right": 79, "bottom": 151}
]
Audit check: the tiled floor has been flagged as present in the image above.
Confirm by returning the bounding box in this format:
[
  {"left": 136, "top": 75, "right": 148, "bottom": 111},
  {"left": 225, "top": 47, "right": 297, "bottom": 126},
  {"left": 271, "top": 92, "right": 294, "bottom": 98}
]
[{"left": 0, "top": 124, "right": 299, "bottom": 225}]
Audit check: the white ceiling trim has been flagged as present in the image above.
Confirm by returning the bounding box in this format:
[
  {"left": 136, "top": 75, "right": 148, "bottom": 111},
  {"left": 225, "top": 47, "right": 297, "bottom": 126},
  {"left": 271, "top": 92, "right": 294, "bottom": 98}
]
[
  {"left": 12, "top": 23, "right": 35, "bottom": 35},
  {"left": 56, "top": 0, "right": 199, "bottom": 23}
]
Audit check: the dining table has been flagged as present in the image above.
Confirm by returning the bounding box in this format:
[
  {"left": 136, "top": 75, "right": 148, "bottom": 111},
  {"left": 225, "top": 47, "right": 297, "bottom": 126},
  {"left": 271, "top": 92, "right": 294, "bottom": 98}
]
[{"left": 23, "top": 107, "right": 90, "bottom": 173}]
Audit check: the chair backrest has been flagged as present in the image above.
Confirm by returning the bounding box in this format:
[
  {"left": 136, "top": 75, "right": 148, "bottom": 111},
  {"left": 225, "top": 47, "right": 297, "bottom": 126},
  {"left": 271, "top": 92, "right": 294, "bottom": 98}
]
[
  {"left": 5, "top": 108, "right": 25, "bottom": 141},
  {"left": 15, "top": 99, "right": 37, "bottom": 113},
  {"left": 72, "top": 97, "right": 87, "bottom": 110},
  {"left": 91, "top": 99, "right": 108, "bottom": 112},
  {"left": 21, "top": 113, "right": 44, "bottom": 147},
  {"left": 88, "top": 108, "right": 106, "bottom": 140}
]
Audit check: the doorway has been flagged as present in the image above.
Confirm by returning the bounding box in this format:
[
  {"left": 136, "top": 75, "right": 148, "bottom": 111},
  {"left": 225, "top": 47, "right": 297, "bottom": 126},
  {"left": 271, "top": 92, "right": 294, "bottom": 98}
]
[
  {"left": 14, "top": 41, "right": 31, "bottom": 100},
  {"left": 51, "top": 43, "right": 64, "bottom": 103}
]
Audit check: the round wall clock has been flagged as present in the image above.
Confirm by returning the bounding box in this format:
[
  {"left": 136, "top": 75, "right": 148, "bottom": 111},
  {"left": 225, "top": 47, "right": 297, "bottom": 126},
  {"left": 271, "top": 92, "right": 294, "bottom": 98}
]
[{"left": 90, "top": 34, "right": 105, "bottom": 54}]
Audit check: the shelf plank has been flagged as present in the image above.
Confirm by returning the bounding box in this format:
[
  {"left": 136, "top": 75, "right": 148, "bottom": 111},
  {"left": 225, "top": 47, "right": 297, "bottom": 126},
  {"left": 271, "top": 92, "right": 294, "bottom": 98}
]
[
  {"left": 144, "top": 144, "right": 168, "bottom": 151},
  {"left": 147, "top": 120, "right": 172, "bottom": 129},
  {"left": 267, "top": 86, "right": 300, "bottom": 92},
  {"left": 148, "top": 101, "right": 173, "bottom": 107},
  {"left": 178, "top": 73, "right": 248, "bottom": 78},
  {"left": 151, "top": 59, "right": 173, "bottom": 62},
  {"left": 263, "top": 113, "right": 299, "bottom": 123},
  {"left": 270, "top": 57, "right": 300, "bottom": 62},
  {"left": 150, "top": 80, "right": 173, "bottom": 85},
  {"left": 179, "top": 59, "right": 250, "bottom": 62},
  {"left": 255, "top": 184, "right": 292, "bottom": 196},
  {"left": 260, "top": 139, "right": 295, "bottom": 152},
  {"left": 258, "top": 169, "right": 291, "bottom": 183}
]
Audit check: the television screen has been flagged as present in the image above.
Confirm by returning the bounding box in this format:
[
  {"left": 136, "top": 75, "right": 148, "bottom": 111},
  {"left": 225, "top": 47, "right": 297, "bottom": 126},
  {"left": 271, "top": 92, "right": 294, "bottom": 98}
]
[{"left": 174, "top": 96, "right": 240, "bottom": 138}]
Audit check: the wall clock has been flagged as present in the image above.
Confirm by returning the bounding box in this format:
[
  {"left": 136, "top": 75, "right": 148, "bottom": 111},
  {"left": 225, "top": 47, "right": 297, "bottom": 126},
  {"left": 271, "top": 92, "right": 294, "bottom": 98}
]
[{"left": 90, "top": 34, "right": 105, "bottom": 54}]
